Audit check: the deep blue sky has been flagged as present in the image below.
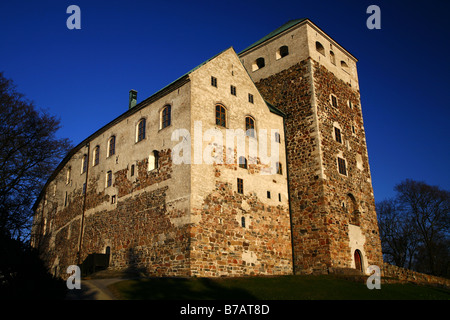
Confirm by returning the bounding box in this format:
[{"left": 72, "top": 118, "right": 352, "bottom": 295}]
[{"left": 1, "top": 0, "right": 449, "bottom": 203}]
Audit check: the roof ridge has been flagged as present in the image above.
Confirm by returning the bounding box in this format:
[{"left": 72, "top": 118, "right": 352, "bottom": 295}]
[{"left": 239, "top": 19, "right": 306, "bottom": 55}]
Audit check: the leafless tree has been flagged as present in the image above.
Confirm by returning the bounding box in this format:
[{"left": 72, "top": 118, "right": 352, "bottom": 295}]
[
  {"left": 0, "top": 72, "right": 72, "bottom": 241},
  {"left": 377, "top": 179, "right": 449, "bottom": 277}
]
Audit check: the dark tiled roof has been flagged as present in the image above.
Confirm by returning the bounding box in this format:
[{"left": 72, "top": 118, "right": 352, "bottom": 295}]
[{"left": 239, "top": 19, "right": 306, "bottom": 55}]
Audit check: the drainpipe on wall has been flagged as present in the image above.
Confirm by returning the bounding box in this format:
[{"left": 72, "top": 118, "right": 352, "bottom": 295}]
[{"left": 77, "top": 142, "right": 90, "bottom": 266}]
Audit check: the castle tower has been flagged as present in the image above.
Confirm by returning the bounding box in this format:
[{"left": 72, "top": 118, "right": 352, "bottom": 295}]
[{"left": 239, "top": 19, "right": 383, "bottom": 274}]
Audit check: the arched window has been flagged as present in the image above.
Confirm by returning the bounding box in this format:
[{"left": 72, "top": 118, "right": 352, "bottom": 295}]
[
  {"left": 252, "top": 57, "right": 265, "bottom": 71},
  {"left": 245, "top": 116, "right": 255, "bottom": 137},
  {"left": 161, "top": 105, "right": 171, "bottom": 129},
  {"left": 108, "top": 136, "right": 115, "bottom": 157},
  {"left": 316, "top": 42, "right": 325, "bottom": 56},
  {"left": 148, "top": 150, "right": 159, "bottom": 171},
  {"left": 93, "top": 146, "right": 100, "bottom": 166},
  {"left": 215, "top": 105, "right": 226, "bottom": 127},
  {"left": 276, "top": 45, "right": 289, "bottom": 60},
  {"left": 137, "top": 118, "right": 146, "bottom": 142},
  {"left": 346, "top": 193, "right": 360, "bottom": 225},
  {"left": 238, "top": 156, "right": 247, "bottom": 169},
  {"left": 330, "top": 51, "right": 336, "bottom": 64},
  {"left": 341, "top": 61, "right": 349, "bottom": 69}
]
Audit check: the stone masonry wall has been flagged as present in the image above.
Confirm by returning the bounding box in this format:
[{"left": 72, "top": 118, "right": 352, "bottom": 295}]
[
  {"left": 256, "top": 59, "right": 332, "bottom": 273},
  {"left": 255, "top": 58, "right": 383, "bottom": 273},
  {"left": 312, "top": 60, "right": 383, "bottom": 270},
  {"left": 36, "top": 148, "right": 192, "bottom": 278},
  {"left": 190, "top": 179, "right": 293, "bottom": 277}
]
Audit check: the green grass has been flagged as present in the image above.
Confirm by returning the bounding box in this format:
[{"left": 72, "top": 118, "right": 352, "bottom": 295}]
[{"left": 108, "top": 275, "right": 450, "bottom": 300}]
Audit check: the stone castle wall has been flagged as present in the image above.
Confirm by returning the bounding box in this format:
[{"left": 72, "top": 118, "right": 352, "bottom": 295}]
[{"left": 255, "top": 57, "right": 383, "bottom": 273}]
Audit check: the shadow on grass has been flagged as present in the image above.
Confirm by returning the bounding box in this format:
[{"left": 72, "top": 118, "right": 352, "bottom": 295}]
[
  {"left": 110, "top": 277, "right": 257, "bottom": 300},
  {"left": 109, "top": 274, "right": 450, "bottom": 300}
]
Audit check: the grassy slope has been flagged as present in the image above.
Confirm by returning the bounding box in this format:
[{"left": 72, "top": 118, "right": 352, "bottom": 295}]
[{"left": 108, "top": 275, "right": 450, "bottom": 300}]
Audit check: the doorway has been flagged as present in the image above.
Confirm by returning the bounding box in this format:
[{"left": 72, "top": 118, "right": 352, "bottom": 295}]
[{"left": 354, "top": 249, "right": 363, "bottom": 272}]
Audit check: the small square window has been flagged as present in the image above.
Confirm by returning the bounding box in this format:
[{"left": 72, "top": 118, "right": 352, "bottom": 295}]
[
  {"left": 211, "top": 76, "right": 217, "bottom": 87},
  {"left": 237, "top": 178, "right": 243, "bottom": 194},
  {"left": 248, "top": 93, "right": 254, "bottom": 103},
  {"left": 231, "top": 85, "right": 236, "bottom": 96}
]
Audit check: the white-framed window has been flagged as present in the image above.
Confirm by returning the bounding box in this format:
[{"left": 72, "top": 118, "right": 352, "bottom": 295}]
[
  {"left": 276, "top": 45, "right": 289, "bottom": 60},
  {"left": 148, "top": 150, "right": 159, "bottom": 171},
  {"left": 160, "top": 105, "right": 171, "bottom": 129},
  {"left": 93, "top": 146, "right": 100, "bottom": 166},
  {"left": 107, "top": 136, "right": 116, "bottom": 157},
  {"left": 316, "top": 41, "right": 325, "bottom": 56},
  {"left": 136, "top": 118, "right": 146, "bottom": 142},
  {"left": 252, "top": 57, "right": 265, "bottom": 71}
]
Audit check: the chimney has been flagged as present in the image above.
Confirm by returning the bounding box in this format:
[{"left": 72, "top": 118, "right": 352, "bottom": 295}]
[{"left": 128, "top": 90, "right": 137, "bottom": 109}]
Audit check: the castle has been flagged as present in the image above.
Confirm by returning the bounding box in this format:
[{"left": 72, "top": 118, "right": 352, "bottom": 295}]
[{"left": 31, "top": 19, "right": 384, "bottom": 278}]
